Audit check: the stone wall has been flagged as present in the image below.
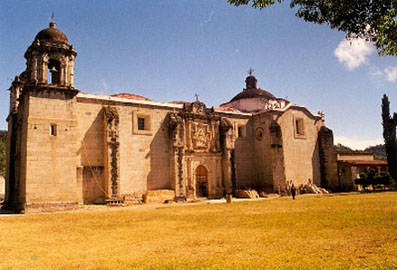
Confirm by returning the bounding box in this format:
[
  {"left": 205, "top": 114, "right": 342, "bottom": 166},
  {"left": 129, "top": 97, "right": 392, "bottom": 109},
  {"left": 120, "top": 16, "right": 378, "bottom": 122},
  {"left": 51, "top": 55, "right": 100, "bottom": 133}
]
[
  {"left": 76, "top": 96, "right": 174, "bottom": 202},
  {"left": 276, "top": 108, "right": 322, "bottom": 188},
  {"left": 318, "top": 126, "right": 339, "bottom": 190},
  {"left": 338, "top": 163, "right": 355, "bottom": 191},
  {"left": 23, "top": 88, "right": 80, "bottom": 208},
  {"left": 251, "top": 113, "right": 276, "bottom": 191},
  {"left": 76, "top": 99, "right": 105, "bottom": 202},
  {"left": 6, "top": 87, "right": 335, "bottom": 211},
  {"left": 232, "top": 107, "right": 326, "bottom": 193},
  {"left": 233, "top": 118, "right": 256, "bottom": 188}
]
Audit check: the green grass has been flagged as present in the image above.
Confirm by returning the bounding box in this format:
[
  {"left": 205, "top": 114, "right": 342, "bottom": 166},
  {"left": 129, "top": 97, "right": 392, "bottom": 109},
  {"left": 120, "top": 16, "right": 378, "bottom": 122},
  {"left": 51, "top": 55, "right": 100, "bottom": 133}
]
[{"left": 0, "top": 192, "right": 396, "bottom": 270}]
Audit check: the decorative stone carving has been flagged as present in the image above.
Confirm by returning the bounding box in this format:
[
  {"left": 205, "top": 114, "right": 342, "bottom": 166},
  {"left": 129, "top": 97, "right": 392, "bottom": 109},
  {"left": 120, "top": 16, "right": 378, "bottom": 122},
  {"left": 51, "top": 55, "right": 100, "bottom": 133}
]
[
  {"left": 220, "top": 118, "right": 233, "bottom": 150},
  {"left": 103, "top": 106, "right": 120, "bottom": 198},
  {"left": 192, "top": 122, "right": 210, "bottom": 150},
  {"left": 188, "top": 101, "right": 207, "bottom": 115},
  {"left": 168, "top": 101, "right": 236, "bottom": 200},
  {"left": 168, "top": 113, "right": 184, "bottom": 147}
]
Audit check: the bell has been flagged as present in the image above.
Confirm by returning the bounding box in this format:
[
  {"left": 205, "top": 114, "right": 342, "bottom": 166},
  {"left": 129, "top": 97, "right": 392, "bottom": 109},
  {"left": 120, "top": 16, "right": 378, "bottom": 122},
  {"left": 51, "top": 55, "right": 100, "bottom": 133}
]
[{"left": 50, "top": 66, "right": 58, "bottom": 72}]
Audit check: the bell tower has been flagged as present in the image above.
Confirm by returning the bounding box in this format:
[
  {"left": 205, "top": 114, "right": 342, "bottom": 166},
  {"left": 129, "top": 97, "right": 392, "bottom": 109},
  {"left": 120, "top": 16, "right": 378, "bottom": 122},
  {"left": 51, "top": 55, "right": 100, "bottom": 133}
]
[
  {"left": 24, "top": 21, "right": 77, "bottom": 87},
  {"left": 5, "top": 22, "right": 81, "bottom": 213}
]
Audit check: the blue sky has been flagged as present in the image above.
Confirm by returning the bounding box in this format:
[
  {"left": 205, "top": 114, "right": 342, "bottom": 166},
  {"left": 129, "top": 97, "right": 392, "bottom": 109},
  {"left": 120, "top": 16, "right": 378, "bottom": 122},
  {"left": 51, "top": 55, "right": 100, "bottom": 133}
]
[{"left": 0, "top": 0, "right": 396, "bottom": 149}]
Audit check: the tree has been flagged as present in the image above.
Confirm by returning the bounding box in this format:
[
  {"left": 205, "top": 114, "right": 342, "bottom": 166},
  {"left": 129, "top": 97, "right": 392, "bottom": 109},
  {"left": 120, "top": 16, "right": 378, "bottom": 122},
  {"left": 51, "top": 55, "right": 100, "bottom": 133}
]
[
  {"left": 355, "top": 169, "right": 391, "bottom": 191},
  {"left": 365, "top": 144, "right": 386, "bottom": 160},
  {"left": 227, "top": 0, "right": 397, "bottom": 56},
  {"left": 381, "top": 94, "right": 397, "bottom": 182},
  {"left": 334, "top": 143, "right": 353, "bottom": 152}
]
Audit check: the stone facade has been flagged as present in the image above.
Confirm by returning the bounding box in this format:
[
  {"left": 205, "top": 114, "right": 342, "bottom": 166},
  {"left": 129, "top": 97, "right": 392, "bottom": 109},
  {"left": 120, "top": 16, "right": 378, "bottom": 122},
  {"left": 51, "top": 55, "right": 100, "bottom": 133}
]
[{"left": 4, "top": 23, "right": 338, "bottom": 212}]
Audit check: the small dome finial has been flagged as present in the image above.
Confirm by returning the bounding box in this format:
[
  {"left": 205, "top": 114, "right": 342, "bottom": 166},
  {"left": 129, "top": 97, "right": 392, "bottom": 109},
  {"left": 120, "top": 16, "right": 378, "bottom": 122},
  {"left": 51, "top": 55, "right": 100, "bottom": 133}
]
[
  {"left": 49, "top": 21, "right": 56, "bottom": 28},
  {"left": 245, "top": 68, "right": 258, "bottom": 89}
]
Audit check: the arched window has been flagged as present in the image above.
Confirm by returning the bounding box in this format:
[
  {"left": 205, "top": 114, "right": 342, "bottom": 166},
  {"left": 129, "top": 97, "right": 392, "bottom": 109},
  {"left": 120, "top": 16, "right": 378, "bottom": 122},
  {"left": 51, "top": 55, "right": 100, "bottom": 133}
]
[{"left": 48, "top": 59, "right": 60, "bottom": 84}]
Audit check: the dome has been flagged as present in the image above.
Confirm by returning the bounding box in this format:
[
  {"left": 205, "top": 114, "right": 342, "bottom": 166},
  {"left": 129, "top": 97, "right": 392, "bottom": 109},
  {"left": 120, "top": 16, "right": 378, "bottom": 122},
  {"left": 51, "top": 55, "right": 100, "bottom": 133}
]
[
  {"left": 34, "top": 22, "right": 69, "bottom": 45},
  {"left": 229, "top": 74, "right": 276, "bottom": 102},
  {"left": 229, "top": 88, "right": 276, "bottom": 102},
  {"left": 221, "top": 74, "right": 289, "bottom": 112}
]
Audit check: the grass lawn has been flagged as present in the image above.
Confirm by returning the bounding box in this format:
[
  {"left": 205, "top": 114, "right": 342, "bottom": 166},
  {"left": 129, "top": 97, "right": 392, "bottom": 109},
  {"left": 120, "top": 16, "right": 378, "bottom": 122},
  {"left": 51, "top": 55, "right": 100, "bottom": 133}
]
[{"left": 0, "top": 192, "right": 396, "bottom": 270}]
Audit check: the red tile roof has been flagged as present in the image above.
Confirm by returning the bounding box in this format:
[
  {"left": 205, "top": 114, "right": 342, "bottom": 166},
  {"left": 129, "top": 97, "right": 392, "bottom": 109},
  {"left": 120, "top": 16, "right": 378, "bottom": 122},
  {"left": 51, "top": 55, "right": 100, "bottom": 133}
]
[{"left": 111, "top": 93, "right": 152, "bottom": 101}]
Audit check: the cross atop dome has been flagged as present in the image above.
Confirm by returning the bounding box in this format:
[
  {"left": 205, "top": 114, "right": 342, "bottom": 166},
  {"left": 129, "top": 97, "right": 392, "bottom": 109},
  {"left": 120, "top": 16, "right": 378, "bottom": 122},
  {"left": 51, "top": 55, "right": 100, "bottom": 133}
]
[
  {"left": 194, "top": 92, "right": 200, "bottom": 102},
  {"left": 48, "top": 11, "right": 55, "bottom": 23}
]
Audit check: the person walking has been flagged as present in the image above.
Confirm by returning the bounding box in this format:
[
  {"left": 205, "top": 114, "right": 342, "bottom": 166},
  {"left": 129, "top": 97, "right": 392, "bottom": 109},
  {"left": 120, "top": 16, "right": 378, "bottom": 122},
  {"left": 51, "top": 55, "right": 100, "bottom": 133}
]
[{"left": 291, "top": 183, "right": 296, "bottom": 200}]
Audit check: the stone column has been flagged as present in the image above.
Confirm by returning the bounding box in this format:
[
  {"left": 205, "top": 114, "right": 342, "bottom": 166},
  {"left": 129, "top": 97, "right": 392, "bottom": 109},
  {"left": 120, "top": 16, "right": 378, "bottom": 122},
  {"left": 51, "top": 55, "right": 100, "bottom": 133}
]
[
  {"left": 76, "top": 166, "right": 83, "bottom": 204},
  {"left": 220, "top": 118, "right": 234, "bottom": 194},
  {"left": 269, "top": 121, "right": 286, "bottom": 192},
  {"left": 168, "top": 113, "right": 186, "bottom": 201},
  {"left": 60, "top": 63, "right": 66, "bottom": 86},
  {"left": 186, "top": 158, "right": 194, "bottom": 199},
  {"left": 40, "top": 54, "right": 49, "bottom": 84},
  {"left": 103, "top": 107, "right": 120, "bottom": 199},
  {"left": 174, "top": 146, "right": 186, "bottom": 199},
  {"left": 31, "top": 54, "right": 38, "bottom": 82},
  {"left": 186, "top": 118, "right": 192, "bottom": 151},
  {"left": 318, "top": 126, "right": 338, "bottom": 191}
]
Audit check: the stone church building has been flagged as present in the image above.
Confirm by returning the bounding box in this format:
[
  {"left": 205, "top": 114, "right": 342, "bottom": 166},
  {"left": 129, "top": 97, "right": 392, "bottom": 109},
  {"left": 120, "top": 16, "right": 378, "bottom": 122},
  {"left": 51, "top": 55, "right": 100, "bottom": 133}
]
[{"left": 4, "top": 23, "right": 338, "bottom": 212}]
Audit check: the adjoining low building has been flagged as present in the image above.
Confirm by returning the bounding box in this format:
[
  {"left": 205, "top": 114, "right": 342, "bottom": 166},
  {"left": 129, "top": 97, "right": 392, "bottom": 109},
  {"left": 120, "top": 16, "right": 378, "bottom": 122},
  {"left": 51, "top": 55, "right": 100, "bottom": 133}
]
[
  {"left": 337, "top": 151, "right": 388, "bottom": 191},
  {"left": 4, "top": 22, "right": 338, "bottom": 212}
]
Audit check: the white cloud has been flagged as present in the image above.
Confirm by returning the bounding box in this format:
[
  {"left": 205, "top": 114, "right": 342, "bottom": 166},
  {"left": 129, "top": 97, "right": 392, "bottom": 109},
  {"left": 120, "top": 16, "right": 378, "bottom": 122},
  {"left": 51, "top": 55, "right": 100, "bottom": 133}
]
[
  {"left": 384, "top": 66, "right": 397, "bottom": 82},
  {"left": 334, "top": 38, "right": 374, "bottom": 71},
  {"left": 334, "top": 136, "right": 383, "bottom": 150},
  {"left": 369, "top": 66, "right": 383, "bottom": 79}
]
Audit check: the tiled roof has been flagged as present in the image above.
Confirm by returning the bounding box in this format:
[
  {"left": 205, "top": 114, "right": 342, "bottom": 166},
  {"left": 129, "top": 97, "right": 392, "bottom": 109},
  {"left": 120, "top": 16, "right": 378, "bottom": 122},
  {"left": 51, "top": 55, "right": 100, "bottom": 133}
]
[
  {"left": 338, "top": 159, "right": 388, "bottom": 165},
  {"left": 111, "top": 93, "right": 152, "bottom": 101}
]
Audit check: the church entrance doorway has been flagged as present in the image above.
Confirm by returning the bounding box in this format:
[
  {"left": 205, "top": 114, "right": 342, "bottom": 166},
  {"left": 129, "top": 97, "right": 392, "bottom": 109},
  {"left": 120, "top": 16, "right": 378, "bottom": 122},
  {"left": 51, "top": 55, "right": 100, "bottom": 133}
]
[{"left": 195, "top": 165, "right": 208, "bottom": 198}]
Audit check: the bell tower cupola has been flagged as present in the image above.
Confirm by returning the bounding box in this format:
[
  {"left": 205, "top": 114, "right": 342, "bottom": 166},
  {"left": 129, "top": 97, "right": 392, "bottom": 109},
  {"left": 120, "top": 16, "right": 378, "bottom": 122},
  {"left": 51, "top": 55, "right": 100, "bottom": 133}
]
[{"left": 24, "top": 22, "right": 77, "bottom": 88}]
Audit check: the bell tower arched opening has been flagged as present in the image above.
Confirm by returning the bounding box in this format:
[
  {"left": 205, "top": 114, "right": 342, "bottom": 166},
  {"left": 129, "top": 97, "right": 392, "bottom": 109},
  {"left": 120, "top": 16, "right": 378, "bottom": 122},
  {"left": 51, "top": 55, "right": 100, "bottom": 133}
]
[
  {"left": 48, "top": 59, "right": 60, "bottom": 84},
  {"left": 195, "top": 165, "right": 208, "bottom": 198}
]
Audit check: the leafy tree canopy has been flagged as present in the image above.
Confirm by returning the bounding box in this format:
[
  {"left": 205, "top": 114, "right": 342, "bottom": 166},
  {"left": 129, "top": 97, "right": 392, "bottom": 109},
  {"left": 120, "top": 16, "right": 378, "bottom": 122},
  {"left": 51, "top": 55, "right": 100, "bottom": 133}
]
[
  {"left": 227, "top": 0, "right": 397, "bottom": 56},
  {"left": 365, "top": 144, "right": 386, "bottom": 160},
  {"left": 334, "top": 143, "right": 353, "bottom": 152},
  {"left": 381, "top": 94, "right": 397, "bottom": 181}
]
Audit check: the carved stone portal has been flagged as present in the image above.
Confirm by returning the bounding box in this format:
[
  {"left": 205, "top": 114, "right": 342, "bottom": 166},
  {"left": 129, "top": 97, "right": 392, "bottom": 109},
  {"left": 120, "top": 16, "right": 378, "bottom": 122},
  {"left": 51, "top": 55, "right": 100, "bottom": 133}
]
[{"left": 168, "top": 101, "right": 235, "bottom": 200}]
